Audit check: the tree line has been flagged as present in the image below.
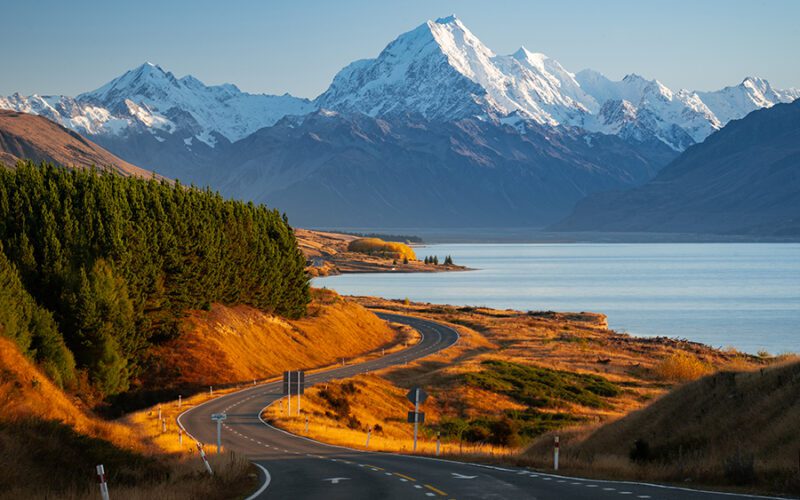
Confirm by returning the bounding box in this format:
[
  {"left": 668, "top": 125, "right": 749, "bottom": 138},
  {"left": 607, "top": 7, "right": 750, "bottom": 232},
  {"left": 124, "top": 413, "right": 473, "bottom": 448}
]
[{"left": 0, "top": 162, "right": 310, "bottom": 397}]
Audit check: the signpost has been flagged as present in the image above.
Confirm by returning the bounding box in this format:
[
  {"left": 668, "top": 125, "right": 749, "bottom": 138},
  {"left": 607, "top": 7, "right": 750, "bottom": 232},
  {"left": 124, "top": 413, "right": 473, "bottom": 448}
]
[
  {"left": 283, "top": 370, "right": 306, "bottom": 416},
  {"left": 406, "top": 387, "right": 428, "bottom": 452},
  {"left": 211, "top": 413, "right": 227, "bottom": 454}
]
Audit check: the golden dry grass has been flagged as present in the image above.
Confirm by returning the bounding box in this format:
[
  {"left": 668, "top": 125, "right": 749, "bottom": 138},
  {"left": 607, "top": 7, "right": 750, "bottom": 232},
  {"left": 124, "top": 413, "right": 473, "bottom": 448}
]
[
  {"left": 267, "top": 297, "right": 778, "bottom": 476},
  {"left": 523, "top": 360, "right": 800, "bottom": 494},
  {"left": 0, "top": 336, "right": 255, "bottom": 498},
  {"left": 263, "top": 375, "right": 517, "bottom": 458},
  {"left": 151, "top": 289, "right": 398, "bottom": 387},
  {"left": 653, "top": 352, "right": 714, "bottom": 381}
]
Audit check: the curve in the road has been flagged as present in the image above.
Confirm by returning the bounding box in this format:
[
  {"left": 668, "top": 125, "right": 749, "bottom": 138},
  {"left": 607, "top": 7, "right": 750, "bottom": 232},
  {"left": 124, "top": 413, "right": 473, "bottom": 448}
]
[{"left": 179, "top": 313, "right": 786, "bottom": 500}]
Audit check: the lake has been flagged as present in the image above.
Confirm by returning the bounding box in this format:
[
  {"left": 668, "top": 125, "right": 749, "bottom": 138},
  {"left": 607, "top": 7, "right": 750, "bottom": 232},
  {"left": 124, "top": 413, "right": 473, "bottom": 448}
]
[{"left": 314, "top": 243, "right": 800, "bottom": 355}]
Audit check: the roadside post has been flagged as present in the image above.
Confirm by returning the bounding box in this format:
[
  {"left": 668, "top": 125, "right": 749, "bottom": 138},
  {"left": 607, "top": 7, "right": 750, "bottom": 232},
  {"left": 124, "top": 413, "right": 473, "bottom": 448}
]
[
  {"left": 284, "top": 370, "right": 305, "bottom": 416},
  {"left": 178, "top": 428, "right": 183, "bottom": 445},
  {"left": 283, "top": 371, "right": 292, "bottom": 415},
  {"left": 406, "top": 387, "right": 428, "bottom": 452},
  {"left": 211, "top": 413, "right": 227, "bottom": 454},
  {"left": 436, "top": 431, "right": 441, "bottom": 456},
  {"left": 305, "top": 416, "right": 309, "bottom": 433},
  {"left": 177, "top": 395, "right": 181, "bottom": 408},
  {"left": 197, "top": 442, "right": 214, "bottom": 475},
  {"left": 554, "top": 435, "right": 560, "bottom": 471},
  {"left": 366, "top": 425, "right": 372, "bottom": 447},
  {"left": 296, "top": 370, "right": 305, "bottom": 415},
  {"left": 96, "top": 464, "right": 110, "bottom": 500},
  {"left": 157, "top": 405, "right": 161, "bottom": 421},
  {"left": 161, "top": 418, "right": 166, "bottom": 433},
  {"left": 209, "top": 385, "right": 213, "bottom": 396}
]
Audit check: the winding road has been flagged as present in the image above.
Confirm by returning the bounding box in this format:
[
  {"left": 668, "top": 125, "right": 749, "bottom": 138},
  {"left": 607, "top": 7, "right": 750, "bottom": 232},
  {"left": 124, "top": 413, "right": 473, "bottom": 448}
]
[{"left": 179, "top": 313, "right": 781, "bottom": 500}]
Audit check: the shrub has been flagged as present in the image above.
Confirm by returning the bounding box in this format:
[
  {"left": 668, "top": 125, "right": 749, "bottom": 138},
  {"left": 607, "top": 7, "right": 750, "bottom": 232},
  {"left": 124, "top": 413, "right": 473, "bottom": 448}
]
[
  {"left": 347, "top": 238, "right": 416, "bottom": 260},
  {"left": 654, "top": 352, "right": 713, "bottom": 382}
]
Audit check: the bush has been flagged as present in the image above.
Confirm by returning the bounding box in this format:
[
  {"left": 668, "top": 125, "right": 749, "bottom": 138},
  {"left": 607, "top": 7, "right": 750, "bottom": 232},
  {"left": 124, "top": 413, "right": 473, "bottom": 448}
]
[
  {"left": 654, "top": 352, "right": 713, "bottom": 382},
  {"left": 724, "top": 450, "right": 756, "bottom": 485},
  {"left": 465, "top": 360, "right": 621, "bottom": 409},
  {"left": 347, "top": 238, "right": 416, "bottom": 261}
]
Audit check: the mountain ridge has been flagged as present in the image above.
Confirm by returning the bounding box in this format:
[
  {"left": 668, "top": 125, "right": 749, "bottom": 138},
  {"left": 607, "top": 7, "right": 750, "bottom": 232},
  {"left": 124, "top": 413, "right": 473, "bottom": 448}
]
[
  {"left": 1, "top": 16, "right": 796, "bottom": 154},
  {"left": 553, "top": 99, "right": 800, "bottom": 236}
]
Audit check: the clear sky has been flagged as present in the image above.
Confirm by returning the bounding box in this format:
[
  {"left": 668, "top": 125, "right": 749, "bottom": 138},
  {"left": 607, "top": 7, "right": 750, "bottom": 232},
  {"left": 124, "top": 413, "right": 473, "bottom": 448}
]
[{"left": 4, "top": 0, "right": 798, "bottom": 98}]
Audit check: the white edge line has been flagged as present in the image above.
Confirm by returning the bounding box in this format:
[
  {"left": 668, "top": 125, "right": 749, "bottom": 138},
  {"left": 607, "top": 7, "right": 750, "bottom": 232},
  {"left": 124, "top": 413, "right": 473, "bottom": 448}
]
[
  {"left": 175, "top": 312, "right": 447, "bottom": 499},
  {"left": 244, "top": 463, "right": 271, "bottom": 500},
  {"left": 250, "top": 317, "right": 785, "bottom": 500}
]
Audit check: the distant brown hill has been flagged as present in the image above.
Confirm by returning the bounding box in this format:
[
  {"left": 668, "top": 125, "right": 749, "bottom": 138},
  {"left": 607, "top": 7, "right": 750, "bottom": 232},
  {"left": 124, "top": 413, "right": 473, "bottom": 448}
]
[{"left": 0, "top": 110, "right": 158, "bottom": 177}]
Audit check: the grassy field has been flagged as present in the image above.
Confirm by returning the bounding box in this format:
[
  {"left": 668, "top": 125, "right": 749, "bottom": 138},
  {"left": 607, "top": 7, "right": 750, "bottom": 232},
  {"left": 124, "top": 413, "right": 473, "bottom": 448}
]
[
  {"left": 522, "top": 359, "right": 800, "bottom": 495},
  {"left": 264, "top": 297, "right": 790, "bottom": 494}
]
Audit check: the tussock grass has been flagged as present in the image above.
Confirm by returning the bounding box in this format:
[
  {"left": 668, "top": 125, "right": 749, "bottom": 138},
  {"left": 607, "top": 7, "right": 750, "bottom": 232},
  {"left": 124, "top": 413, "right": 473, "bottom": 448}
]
[
  {"left": 523, "top": 361, "right": 800, "bottom": 495},
  {"left": 0, "top": 337, "right": 254, "bottom": 498}
]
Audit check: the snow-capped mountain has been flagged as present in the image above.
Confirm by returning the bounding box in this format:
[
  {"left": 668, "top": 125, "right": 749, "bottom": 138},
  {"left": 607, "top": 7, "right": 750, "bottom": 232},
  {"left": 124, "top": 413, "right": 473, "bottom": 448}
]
[
  {"left": 315, "top": 15, "right": 797, "bottom": 150},
  {"left": 696, "top": 76, "right": 800, "bottom": 125},
  {"left": 1, "top": 15, "right": 798, "bottom": 154},
  {"left": 0, "top": 63, "right": 314, "bottom": 147},
  {"left": 315, "top": 16, "right": 597, "bottom": 127},
  {"left": 575, "top": 71, "right": 720, "bottom": 149}
]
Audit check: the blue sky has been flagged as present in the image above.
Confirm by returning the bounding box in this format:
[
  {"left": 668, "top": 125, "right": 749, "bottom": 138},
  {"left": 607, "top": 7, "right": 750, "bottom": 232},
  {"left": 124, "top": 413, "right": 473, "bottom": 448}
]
[{"left": 4, "top": 0, "right": 798, "bottom": 98}]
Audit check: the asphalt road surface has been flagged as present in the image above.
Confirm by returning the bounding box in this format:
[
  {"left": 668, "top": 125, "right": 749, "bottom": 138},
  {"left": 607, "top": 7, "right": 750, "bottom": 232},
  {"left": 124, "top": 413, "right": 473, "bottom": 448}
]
[{"left": 179, "top": 313, "right": 783, "bottom": 500}]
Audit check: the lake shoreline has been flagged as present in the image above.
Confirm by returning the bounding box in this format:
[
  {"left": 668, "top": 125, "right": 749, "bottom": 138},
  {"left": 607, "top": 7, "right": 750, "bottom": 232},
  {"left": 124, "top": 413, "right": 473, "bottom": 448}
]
[{"left": 314, "top": 242, "right": 800, "bottom": 355}]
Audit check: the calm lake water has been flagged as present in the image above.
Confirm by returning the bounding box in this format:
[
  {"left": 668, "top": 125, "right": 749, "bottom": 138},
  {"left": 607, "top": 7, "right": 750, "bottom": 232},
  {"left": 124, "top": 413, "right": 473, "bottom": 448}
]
[{"left": 314, "top": 243, "right": 800, "bottom": 355}]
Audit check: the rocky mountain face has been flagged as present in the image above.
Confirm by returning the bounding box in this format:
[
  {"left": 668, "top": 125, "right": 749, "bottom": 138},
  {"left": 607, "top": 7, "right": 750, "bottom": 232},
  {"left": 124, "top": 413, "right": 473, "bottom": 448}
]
[
  {"left": 0, "top": 16, "right": 797, "bottom": 228},
  {"left": 208, "top": 111, "right": 674, "bottom": 227},
  {"left": 553, "top": 100, "right": 800, "bottom": 236}
]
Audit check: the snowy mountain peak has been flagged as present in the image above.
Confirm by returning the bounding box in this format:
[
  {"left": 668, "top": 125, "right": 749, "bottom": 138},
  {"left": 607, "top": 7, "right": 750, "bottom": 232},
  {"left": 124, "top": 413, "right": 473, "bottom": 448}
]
[{"left": 434, "top": 14, "right": 459, "bottom": 24}]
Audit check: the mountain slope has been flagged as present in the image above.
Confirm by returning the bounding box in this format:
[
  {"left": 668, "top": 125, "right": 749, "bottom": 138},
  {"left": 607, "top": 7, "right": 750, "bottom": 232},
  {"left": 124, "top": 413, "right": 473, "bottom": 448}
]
[
  {"left": 212, "top": 111, "right": 674, "bottom": 227},
  {"left": 554, "top": 100, "right": 800, "bottom": 236},
  {"left": 0, "top": 110, "right": 157, "bottom": 177}
]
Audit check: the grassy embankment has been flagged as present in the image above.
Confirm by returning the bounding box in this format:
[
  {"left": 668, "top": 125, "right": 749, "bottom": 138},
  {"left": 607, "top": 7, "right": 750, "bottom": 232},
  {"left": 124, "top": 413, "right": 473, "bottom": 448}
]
[
  {"left": 0, "top": 335, "right": 252, "bottom": 500},
  {"left": 0, "top": 289, "right": 407, "bottom": 498},
  {"left": 264, "top": 297, "right": 794, "bottom": 494}
]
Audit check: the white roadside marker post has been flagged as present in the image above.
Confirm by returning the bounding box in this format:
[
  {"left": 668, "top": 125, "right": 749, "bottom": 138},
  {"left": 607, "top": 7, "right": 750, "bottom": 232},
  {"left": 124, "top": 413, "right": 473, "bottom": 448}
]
[
  {"left": 157, "top": 405, "right": 161, "bottom": 421},
  {"left": 305, "top": 416, "right": 309, "bottom": 434},
  {"left": 178, "top": 428, "right": 183, "bottom": 445},
  {"left": 162, "top": 418, "right": 166, "bottom": 434},
  {"left": 436, "top": 432, "right": 441, "bottom": 456},
  {"left": 366, "top": 426, "right": 371, "bottom": 447},
  {"left": 96, "top": 464, "right": 110, "bottom": 500},
  {"left": 554, "top": 435, "right": 560, "bottom": 471},
  {"left": 297, "top": 370, "right": 302, "bottom": 416},
  {"left": 209, "top": 386, "right": 213, "bottom": 396},
  {"left": 287, "top": 371, "right": 292, "bottom": 416},
  {"left": 177, "top": 395, "right": 181, "bottom": 408},
  {"left": 197, "top": 443, "right": 214, "bottom": 475}
]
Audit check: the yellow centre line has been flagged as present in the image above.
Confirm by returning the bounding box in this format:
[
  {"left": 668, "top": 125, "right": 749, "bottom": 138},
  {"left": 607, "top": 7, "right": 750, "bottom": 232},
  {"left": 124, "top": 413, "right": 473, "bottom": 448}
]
[
  {"left": 394, "top": 472, "right": 416, "bottom": 481},
  {"left": 424, "top": 484, "right": 448, "bottom": 496},
  {"left": 365, "top": 464, "right": 385, "bottom": 471}
]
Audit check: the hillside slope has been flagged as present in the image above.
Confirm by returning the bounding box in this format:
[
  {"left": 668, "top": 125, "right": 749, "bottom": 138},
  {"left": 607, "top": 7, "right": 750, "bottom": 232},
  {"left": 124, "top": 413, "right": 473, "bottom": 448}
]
[
  {"left": 0, "top": 110, "right": 157, "bottom": 177},
  {"left": 553, "top": 361, "right": 800, "bottom": 493},
  {"left": 148, "top": 290, "right": 398, "bottom": 388},
  {"left": 554, "top": 100, "right": 800, "bottom": 236}
]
